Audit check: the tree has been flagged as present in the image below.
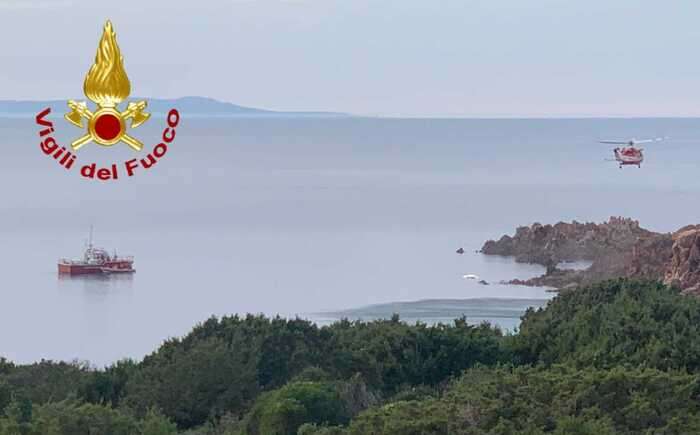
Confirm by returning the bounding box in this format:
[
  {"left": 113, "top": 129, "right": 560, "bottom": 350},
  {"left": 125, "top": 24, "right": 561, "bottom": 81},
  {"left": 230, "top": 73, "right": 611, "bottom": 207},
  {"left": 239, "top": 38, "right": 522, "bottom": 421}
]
[{"left": 141, "top": 408, "right": 178, "bottom": 435}]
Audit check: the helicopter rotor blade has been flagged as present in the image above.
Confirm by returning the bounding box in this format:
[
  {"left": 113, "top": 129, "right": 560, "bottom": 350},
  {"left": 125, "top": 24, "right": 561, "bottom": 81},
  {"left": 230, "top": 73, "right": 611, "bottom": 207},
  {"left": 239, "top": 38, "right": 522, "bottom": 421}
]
[
  {"left": 633, "top": 137, "right": 666, "bottom": 144},
  {"left": 599, "top": 137, "right": 666, "bottom": 145},
  {"left": 599, "top": 140, "right": 628, "bottom": 145}
]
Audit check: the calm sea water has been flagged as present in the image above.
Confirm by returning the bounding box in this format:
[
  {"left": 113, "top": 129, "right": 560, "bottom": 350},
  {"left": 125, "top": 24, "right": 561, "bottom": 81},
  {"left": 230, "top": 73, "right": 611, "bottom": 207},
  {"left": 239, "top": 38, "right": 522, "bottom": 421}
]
[{"left": 2, "top": 116, "right": 700, "bottom": 365}]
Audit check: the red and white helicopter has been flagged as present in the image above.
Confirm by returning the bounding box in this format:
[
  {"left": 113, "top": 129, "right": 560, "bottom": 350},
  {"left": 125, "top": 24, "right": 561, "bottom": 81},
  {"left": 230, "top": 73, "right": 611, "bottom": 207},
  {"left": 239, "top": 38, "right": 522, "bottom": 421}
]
[{"left": 599, "top": 137, "right": 665, "bottom": 168}]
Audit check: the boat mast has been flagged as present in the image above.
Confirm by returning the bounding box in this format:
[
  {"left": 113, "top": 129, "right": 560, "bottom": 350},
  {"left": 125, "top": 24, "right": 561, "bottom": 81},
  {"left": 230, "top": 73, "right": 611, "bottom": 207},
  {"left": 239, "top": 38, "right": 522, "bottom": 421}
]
[{"left": 88, "top": 225, "right": 93, "bottom": 249}]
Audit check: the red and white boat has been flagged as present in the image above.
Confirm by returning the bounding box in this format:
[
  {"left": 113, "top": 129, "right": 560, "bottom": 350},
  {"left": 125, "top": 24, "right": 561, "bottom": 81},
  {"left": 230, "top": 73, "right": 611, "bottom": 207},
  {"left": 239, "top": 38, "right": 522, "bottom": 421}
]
[{"left": 58, "top": 228, "right": 135, "bottom": 275}]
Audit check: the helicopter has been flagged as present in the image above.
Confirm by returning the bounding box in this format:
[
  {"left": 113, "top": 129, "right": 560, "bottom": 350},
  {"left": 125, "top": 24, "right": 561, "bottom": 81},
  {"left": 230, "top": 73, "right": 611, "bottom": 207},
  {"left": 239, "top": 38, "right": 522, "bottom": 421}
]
[{"left": 599, "top": 137, "right": 665, "bottom": 168}]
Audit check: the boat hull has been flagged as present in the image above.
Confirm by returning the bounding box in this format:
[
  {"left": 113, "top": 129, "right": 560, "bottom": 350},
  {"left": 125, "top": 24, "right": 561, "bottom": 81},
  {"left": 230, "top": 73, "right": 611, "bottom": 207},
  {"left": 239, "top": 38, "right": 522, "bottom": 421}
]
[
  {"left": 58, "top": 260, "right": 134, "bottom": 275},
  {"left": 59, "top": 229, "right": 135, "bottom": 276},
  {"left": 100, "top": 267, "right": 136, "bottom": 274}
]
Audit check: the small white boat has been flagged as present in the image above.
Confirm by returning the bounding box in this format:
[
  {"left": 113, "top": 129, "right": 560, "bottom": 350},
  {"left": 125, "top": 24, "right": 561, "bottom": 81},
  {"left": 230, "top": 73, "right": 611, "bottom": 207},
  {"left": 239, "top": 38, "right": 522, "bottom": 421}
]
[{"left": 462, "top": 274, "right": 479, "bottom": 280}]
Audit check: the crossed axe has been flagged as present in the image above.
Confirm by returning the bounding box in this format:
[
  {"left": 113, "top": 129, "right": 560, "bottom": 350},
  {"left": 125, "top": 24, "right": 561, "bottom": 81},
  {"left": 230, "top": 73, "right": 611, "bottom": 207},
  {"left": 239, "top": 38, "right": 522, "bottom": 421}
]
[{"left": 65, "top": 100, "right": 150, "bottom": 151}]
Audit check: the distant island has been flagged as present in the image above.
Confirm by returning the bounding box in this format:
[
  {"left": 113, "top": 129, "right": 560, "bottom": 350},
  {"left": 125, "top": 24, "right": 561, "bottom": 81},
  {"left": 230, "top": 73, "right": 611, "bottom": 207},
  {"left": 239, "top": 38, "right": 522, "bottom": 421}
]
[{"left": 0, "top": 96, "right": 348, "bottom": 118}]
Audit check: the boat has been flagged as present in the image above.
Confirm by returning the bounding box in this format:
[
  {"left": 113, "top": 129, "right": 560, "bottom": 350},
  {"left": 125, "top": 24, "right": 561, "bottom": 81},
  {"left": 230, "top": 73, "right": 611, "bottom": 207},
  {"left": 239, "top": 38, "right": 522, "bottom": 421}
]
[{"left": 57, "top": 227, "right": 135, "bottom": 275}]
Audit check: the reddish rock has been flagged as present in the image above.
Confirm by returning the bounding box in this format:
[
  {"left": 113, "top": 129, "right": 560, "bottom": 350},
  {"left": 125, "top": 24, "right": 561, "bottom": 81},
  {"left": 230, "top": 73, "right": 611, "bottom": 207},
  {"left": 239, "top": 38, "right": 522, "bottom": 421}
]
[
  {"left": 483, "top": 217, "right": 680, "bottom": 292},
  {"left": 627, "top": 233, "right": 673, "bottom": 281},
  {"left": 664, "top": 226, "right": 700, "bottom": 295},
  {"left": 481, "top": 217, "right": 654, "bottom": 266}
]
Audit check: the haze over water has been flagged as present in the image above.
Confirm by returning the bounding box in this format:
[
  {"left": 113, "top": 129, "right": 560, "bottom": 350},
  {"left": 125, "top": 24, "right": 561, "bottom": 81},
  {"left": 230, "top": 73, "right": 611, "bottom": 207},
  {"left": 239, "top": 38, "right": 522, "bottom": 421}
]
[{"left": 3, "top": 116, "right": 700, "bottom": 365}]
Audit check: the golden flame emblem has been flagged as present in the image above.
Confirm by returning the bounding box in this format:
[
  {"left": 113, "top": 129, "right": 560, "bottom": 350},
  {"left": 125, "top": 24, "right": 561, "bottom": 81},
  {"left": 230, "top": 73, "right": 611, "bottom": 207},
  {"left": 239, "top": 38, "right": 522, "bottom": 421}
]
[
  {"left": 84, "top": 21, "right": 130, "bottom": 108},
  {"left": 65, "top": 20, "right": 150, "bottom": 151}
]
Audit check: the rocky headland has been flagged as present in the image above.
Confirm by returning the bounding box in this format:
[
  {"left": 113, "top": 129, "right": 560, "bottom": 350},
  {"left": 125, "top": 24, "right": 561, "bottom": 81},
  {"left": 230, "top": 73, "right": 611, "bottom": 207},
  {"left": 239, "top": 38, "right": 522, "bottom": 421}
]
[{"left": 481, "top": 217, "right": 700, "bottom": 295}]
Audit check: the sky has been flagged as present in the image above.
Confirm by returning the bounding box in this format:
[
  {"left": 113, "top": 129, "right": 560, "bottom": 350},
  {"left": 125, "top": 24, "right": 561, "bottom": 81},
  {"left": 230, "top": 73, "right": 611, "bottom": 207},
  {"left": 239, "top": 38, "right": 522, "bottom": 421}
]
[{"left": 1, "top": 0, "right": 700, "bottom": 117}]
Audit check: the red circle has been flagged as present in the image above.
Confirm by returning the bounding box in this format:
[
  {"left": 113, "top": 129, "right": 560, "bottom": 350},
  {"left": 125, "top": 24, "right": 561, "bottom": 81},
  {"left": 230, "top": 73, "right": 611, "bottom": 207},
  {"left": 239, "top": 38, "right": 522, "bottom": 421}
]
[{"left": 94, "top": 113, "right": 122, "bottom": 141}]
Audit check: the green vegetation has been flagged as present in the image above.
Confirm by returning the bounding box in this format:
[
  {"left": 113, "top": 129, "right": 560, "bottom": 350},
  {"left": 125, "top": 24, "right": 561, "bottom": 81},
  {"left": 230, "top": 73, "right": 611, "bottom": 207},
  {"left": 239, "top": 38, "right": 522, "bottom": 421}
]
[
  {"left": 316, "top": 366, "right": 700, "bottom": 435},
  {"left": 2, "top": 279, "right": 700, "bottom": 434},
  {"left": 513, "top": 280, "right": 700, "bottom": 370}
]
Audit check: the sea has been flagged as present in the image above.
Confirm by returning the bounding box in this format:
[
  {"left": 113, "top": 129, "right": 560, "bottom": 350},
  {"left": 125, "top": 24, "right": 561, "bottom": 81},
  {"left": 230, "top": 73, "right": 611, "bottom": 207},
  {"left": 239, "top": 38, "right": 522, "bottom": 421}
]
[{"left": 2, "top": 115, "right": 700, "bottom": 366}]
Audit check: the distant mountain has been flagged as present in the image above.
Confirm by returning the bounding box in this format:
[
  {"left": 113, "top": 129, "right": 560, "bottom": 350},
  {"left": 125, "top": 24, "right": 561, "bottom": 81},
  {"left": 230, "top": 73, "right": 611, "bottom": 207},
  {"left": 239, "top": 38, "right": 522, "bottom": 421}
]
[{"left": 0, "top": 96, "right": 347, "bottom": 117}]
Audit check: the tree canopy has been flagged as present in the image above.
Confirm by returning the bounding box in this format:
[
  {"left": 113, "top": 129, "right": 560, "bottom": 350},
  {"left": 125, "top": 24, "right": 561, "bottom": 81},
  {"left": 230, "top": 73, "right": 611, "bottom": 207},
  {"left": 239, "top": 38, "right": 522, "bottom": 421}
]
[{"left": 2, "top": 279, "right": 700, "bottom": 434}]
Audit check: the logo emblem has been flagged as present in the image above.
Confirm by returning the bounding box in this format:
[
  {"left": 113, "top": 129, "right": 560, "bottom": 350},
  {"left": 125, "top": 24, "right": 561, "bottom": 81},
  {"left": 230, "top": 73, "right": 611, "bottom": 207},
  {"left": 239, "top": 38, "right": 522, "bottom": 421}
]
[
  {"left": 35, "top": 20, "right": 180, "bottom": 181},
  {"left": 65, "top": 20, "right": 150, "bottom": 151}
]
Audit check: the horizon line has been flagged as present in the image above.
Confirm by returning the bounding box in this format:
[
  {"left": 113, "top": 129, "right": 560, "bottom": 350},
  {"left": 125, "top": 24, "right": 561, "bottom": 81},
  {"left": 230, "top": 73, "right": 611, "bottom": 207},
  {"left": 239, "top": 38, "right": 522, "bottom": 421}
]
[{"left": 2, "top": 97, "right": 700, "bottom": 119}]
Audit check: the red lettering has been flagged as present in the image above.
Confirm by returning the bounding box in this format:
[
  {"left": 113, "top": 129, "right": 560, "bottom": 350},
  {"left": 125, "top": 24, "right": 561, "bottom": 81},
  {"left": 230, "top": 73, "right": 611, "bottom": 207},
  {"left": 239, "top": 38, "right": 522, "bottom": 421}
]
[
  {"left": 66, "top": 155, "right": 76, "bottom": 170},
  {"left": 59, "top": 151, "right": 71, "bottom": 166},
  {"left": 162, "top": 128, "right": 175, "bottom": 143},
  {"left": 97, "top": 168, "right": 111, "bottom": 180},
  {"left": 53, "top": 147, "right": 65, "bottom": 160},
  {"left": 125, "top": 159, "right": 139, "bottom": 177},
  {"left": 81, "top": 163, "right": 96, "bottom": 178},
  {"left": 140, "top": 154, "right": 156, "bottom": 169},
  {"left": 40, "top": 137, "right": 58, "bottom": 155},
  {"left": 153, "top": 143, "right": 167, "bottom": 158},
  {"left": 35, "top": 108, "right": 53, "bottom": 127},
  {"left": 167, "top": 109, "right": 180, "bottom": 128}
]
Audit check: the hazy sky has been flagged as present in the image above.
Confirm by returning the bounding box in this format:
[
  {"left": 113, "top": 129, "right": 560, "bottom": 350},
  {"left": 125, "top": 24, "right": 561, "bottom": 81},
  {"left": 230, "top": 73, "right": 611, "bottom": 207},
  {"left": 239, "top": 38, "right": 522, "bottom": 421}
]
[{"left": 2, "top": 0, "right": 700, "bottom": 117}]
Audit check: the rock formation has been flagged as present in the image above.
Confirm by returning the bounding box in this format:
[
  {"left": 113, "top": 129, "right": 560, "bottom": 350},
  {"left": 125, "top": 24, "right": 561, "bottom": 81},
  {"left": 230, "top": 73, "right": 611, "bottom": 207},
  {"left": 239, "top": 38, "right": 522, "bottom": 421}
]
[
  {"left": 482, "top": 217, "right": 700, "bottom": 292},
  {"left": 664, "top": 226, "right": 700, "bottom": 295},
  {"left": 627, "top": 232, "right": 674, "bottom": 282},
  {"left": 481, "top": 217, "right": 653, "bottom": 265}
]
